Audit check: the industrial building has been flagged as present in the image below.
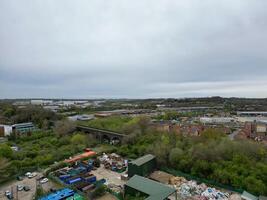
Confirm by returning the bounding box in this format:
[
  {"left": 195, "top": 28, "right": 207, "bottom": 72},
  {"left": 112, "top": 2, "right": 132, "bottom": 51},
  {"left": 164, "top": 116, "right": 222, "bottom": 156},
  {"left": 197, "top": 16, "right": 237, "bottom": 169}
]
[
  {"left": 240, "top": 121, "right": 267, "bottom": 141},
  {"left": 237, "top": 111, "right": 267, "bottom": 117},
  {"left": 0, "top": 125, "right": 12, "bottom": 137},
  {"left": 128, "top": 154, "right": 156, "bottom": 177},
  {"left": 200, "top": 117, "right": 236, "bottom": 124},
  {"left": 12, "top": 122, "right": 36, "bottom": 135},
  {"left": 68, "top": 114, "right": 94, "bottom": 121},
  {"left": 1, "top": 123, "right": 36, "bottom": 137},
  {"left": 125, "top": 175, "right": 177, "bottom": 200}
]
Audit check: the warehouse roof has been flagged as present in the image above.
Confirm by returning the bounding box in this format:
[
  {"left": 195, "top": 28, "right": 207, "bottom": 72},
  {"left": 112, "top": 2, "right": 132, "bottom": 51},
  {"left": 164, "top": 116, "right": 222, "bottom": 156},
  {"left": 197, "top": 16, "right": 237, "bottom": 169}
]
[
  {"left": 259, "top": 196, "right": 267, "bottom": 200},
  {"left": 40, "top": 188, "right": 75, "bottom": 200},
  {"left": 241, "top": 191, "right": 258, "bottom": 200},
  {"left": 125, "top": 175, "right": 176, "bottom": 200},
  {"left": 131, "top": 154, "right": 155, "bottom": 166}
]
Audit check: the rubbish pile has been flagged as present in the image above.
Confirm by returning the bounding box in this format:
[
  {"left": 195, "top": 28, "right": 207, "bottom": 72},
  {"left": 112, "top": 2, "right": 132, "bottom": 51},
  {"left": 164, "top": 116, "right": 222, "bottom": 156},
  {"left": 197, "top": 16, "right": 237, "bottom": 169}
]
[
  {"left": 169, "top": 176, "right": 187, "bottom": 187},
  {"left": 172, "top": 178, "right": 232, "bottom": 200},
  {"left": 108, "top": 183, "right": 123, "bottom": 193},
  {"left": 99, "top": 153, "right": 127, "bottom": 173}
]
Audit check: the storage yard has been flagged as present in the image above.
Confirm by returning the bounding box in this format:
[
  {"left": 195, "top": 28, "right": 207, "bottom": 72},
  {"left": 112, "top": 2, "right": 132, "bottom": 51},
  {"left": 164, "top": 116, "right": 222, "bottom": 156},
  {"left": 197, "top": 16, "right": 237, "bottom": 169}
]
[
  {"left": 1, "top": 151, "right": 263, "bottom": 200},
  {"left": 150, "top": 171, "right": 242, "bottom": 200},
  {"left": 47, "top": 152, "right": 128, "bottom": 199},
  {"left": 53, "top": 164, "right": 105, "bottom": 194}
]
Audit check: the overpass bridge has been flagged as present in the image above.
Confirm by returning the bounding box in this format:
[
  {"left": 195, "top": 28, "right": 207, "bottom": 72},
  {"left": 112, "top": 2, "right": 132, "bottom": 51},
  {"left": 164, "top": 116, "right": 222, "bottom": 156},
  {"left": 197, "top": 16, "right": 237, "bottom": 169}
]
[{"left": 76, "top": 125, "right": 126, "bottom": 144}]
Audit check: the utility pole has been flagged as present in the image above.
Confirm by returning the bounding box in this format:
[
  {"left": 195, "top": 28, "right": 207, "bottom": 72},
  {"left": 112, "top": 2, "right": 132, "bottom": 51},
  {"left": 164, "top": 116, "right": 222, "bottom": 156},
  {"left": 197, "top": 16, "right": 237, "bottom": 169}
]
[{"left": 16, "top": 185, "right": 18, "bottom": 200}]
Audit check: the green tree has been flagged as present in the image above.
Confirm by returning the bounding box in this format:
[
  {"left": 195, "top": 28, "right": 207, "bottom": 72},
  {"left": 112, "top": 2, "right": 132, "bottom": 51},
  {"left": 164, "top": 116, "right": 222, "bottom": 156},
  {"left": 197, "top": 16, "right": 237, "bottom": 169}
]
[
  {"left": 0, "top": 157, "right": 11, "bottom": 182},
  {"left": 169, "top": 147, "right": 184, "bottom": 167},
  {"left": 53, "top": 120, "right": 75, "bottom": 136},
  {"left": 243, "top": 176, "right": 267, "bottom": 195},
  {"left": 0, "top": 144, "right": 13, "bottom": 159},
  {"left": 71, "top": 134, "right": 86, "bottom": 145},
  {"left": 91, "top": 185, "right": 107, "bottom": 198}
]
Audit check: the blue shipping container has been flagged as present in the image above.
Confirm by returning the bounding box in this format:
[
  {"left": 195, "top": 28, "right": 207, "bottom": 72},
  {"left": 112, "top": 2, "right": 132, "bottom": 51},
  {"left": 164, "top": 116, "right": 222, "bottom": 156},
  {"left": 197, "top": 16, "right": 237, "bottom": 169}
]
[
  {"left": 83, "top": 176, "right": 96, "bottom": 184},
  {"left": 67, "top": 177, "right": 82, "bottom": 184}
]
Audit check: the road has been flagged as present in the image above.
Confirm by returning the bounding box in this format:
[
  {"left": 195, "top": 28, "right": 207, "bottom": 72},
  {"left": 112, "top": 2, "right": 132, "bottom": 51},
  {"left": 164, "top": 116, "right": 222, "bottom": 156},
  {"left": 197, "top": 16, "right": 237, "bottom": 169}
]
[{"left": 228, "top": 129, "right": 240, "bottom": 140}]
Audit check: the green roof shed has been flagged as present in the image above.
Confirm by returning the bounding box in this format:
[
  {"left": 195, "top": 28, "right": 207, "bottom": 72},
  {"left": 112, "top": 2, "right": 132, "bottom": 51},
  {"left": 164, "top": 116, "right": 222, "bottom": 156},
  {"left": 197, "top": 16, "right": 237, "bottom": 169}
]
[
  {"left": 125, "top": 175, "right": 177, "bottom": 200},
  {"left": 128, "top": 154, "right": 156, "bottom": 177}
]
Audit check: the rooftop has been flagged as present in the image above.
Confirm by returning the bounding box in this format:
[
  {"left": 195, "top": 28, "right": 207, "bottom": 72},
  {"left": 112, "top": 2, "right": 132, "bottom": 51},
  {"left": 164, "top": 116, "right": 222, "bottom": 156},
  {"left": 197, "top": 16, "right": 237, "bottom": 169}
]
[
  {"left": 12, "top": 122, "right": 34, "bottom": 128},
  {"left": 39, "top": 188, "right": 75, "bottom": 200},
  {"left": 125, "top": 175, "right": 176, "bottom": 200},
  {"left": 241, "top": 191, "right": 258, "bottom": 200},
  {"left": 130, "top": 154, "right": 155, "bottom": 166}
]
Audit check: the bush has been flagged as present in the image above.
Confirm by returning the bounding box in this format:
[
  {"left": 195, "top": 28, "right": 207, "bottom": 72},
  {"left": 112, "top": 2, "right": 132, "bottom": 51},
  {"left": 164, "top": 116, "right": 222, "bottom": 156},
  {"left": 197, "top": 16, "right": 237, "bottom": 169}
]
[{"left": 91, "top": 185, "right": 107, "bottom": 198}]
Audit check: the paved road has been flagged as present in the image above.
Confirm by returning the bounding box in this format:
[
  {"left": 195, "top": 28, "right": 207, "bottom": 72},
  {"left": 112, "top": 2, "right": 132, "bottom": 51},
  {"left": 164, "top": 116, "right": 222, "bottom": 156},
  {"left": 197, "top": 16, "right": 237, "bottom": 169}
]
[{"left": 228, "top": 129, "right": 240, "bottom": 140}]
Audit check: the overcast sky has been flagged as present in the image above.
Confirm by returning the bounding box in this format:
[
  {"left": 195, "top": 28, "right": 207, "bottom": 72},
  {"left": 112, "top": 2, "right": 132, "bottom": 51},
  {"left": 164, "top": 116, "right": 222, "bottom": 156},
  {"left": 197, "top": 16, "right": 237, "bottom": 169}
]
[{"left": 0, "top": 1, "right": 267, "bottom": 99}]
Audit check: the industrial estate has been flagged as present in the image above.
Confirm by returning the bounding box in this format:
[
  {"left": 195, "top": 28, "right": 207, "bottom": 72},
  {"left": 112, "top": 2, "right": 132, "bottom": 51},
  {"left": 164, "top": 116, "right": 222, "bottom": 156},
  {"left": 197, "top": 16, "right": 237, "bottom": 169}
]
[{"left": 0, "top": 97, "right": 267, "bottom": 200}]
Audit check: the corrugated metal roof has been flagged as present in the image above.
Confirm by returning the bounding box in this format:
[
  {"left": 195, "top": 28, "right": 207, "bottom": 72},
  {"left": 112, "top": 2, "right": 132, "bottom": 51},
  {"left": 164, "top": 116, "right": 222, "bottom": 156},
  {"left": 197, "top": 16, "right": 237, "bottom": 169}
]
[
  {"left": 131, "top": 154, "right": 155, "bottom": 166},
  {"left": 125, "top": 175, "right": 176, "bottom": 200},
  {"left": 12, "top": 122, "right": 34, "bottom": 128},
  {"left": 241, "top": 191, "right": 258, "bottom": 200},
  {"left": 39, "top": 188, "right": 75, "bottom": 200},
  {"left": 259, "top": 196, "right": 267, "bottom": 200}
]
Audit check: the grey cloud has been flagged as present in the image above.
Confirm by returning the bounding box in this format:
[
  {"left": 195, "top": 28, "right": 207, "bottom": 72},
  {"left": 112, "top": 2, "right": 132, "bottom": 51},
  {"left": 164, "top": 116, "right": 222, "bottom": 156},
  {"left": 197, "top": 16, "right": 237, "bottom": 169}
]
[{"left": 0, "top": 0, "right": 267, "bottom": 98}]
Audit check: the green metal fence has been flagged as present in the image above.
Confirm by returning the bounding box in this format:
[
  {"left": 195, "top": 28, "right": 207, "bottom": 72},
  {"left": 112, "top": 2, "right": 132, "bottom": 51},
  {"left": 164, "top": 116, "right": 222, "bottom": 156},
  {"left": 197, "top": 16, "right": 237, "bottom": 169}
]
[{"left": 109, "top": 191, "right": 124, "bottom": 200}]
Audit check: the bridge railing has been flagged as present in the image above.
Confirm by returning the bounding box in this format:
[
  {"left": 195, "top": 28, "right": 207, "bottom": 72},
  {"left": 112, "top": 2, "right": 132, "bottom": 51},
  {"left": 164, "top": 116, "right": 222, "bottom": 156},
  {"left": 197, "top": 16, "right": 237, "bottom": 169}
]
[{"left": 76, "top": 125, "right": 126, "bottom": 137}]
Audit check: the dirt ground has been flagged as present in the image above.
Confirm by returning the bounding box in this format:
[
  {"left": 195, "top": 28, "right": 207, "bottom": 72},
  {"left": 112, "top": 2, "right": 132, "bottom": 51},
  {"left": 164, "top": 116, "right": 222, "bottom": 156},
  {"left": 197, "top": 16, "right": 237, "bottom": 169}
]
[
  {"left": 149, "top": 170, "right": 175, "bottom": 184},
  {"left": 92, "top": 165, "right": 126, "bottom": 187},
  {"left": 40, "top": 178, "right": 61, "bottom": 194},
  {"left": 96, "top": 193, "right": 117, "bottom": 200}
]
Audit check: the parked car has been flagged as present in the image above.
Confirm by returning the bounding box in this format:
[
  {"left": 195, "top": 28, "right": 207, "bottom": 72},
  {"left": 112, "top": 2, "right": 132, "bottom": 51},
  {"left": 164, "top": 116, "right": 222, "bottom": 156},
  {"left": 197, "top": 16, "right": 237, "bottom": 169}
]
[
  {"left": 50, "top": 188, "right": 57, "bottom": 193},
  {"left": 37, "top": 176, "right": 45, "bottom": 181},
  {"left": 5, "top": 190, "right": 13, "bottom": 199},
  {"left": 17, "top": 185, "right": 24, "bottom": 191},
  {"left": 40, "top": 178, "right": 48, "bottom": 184},
  {"left": 23, "top": 186, "right": 30, "bottom": 191},
  {"left": 16, "top": 176, "right": 23, "bottom": 181},
  {"left": 28, "top": 172, "right": 37, "bottom": 178},
  {"left": 25, "top": 172, "right": 31, "bottom": 177}
]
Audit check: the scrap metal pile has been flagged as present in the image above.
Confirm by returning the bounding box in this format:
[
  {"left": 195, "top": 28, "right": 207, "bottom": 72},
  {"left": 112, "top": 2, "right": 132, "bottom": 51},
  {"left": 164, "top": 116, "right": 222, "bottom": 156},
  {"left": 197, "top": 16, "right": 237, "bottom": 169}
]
[
  {"left": 99, "top": 153, "right": 127, "bottom": 173},
  {"left": 170, "top": 176, "right": 240, "bottom": 200}
]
